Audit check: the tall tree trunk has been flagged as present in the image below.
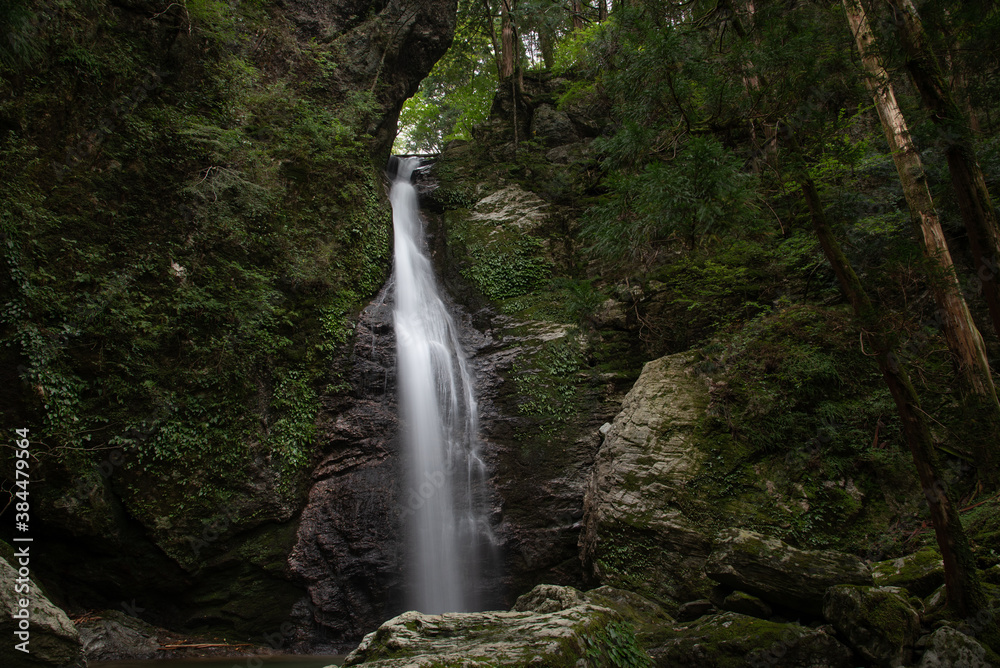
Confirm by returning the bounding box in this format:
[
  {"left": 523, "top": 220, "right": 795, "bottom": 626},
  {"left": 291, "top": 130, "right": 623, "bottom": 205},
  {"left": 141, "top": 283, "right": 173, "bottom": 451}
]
[
  {"left": 794, "top": 155, "right": 988, "bottom": 622},
  {"left": 570, "top": 0, "right": 585, "bottom": 30},
  {"left": 598, "top": 0, "right": 608, "bottom": 22},
  {"left": 500, "top": 0, "right": 516, "bottom": 80},
  {"left": 539, "top": 25, "right": 555, "bottom": 69},
  {"left": 885, "top": 0, "right": 1000, "bottom": 344},
  {"left": 842, "top": 0, "right": 1000, "bottom": 482}
]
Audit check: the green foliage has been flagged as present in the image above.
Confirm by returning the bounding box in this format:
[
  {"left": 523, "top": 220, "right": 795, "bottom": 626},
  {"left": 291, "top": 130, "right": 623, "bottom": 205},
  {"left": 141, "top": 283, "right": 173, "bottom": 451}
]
[
  {"left": 0, "top": 0, "right": 389, "bottom": 519},
  {"left": 394, "top": 0, "right": 497, "bottom": 152},
  {"left": 584, "top": 135, "right": 758, "bottom": 267},
  {"left": 447, "top": 217, "right": 552, "bottom": 300},
  {"left": 512, "top": 334, "right": 583, "bottom": 422},
  {"left": 584, "top": 619, "right": 652, "bottom": 668},
  {"left": 684, "top": 305, "right": 918, "bottom": 551},
  {"left": 0, "top": 0, "right": 45, "bottom": 67}
]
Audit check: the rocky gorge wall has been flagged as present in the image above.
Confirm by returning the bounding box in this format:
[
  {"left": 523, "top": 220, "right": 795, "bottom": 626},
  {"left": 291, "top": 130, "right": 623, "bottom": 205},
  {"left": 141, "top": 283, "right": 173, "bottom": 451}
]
[{"left": 0, "top": 0, "right": 456, "bottom": 648}]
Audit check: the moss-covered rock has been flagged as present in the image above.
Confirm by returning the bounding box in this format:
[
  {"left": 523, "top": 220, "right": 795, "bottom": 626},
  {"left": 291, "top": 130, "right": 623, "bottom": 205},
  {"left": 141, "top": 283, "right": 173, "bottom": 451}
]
[
  {"left": 580, "top": 352, "right": 714, "bottom": 609},
  {"left": 719, "top": 590, "right": 772, "bottom": 619},
  {"left": 511, "top": 583, "right": 674, "bottom": 654},
  {"left": 342, "top": 598, "right": 651, "bottom": 667},
  {"left": 704, "top": 528, "right": 873, "bottom": 615},
  {"left": 648, "top": 612, "right": 853, "bottom": 668},
  {"left": 822, "top": 585, "right": 921, "bottom": 667},
  {"left": 872, "top": 547, "right": 946, "bottom": 597},
  {"left": 916, "top": 626, "right": 998, "bottom": 667}
]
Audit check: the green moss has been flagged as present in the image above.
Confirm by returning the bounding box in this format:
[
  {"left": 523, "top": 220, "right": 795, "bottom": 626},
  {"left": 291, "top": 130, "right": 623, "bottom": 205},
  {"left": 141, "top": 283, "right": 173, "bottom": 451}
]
[
  {"left": 445, "top": 211, "right": 552, "bottom": 300},
  {"left": 675, "top": 305, "right": 920, "bottom": 556},
  {"left": 0, "top": 1, "right": 391, "bottom": 631},
  {"left": 965, "top": 496, "right": 1000, "bottom": 570}
]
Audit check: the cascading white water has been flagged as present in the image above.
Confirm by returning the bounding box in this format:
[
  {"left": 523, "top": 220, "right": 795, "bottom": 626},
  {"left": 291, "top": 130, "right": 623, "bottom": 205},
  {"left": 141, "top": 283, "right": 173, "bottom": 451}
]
[{"left": 390, "top": 157, "right": 493, "bottom": 614}]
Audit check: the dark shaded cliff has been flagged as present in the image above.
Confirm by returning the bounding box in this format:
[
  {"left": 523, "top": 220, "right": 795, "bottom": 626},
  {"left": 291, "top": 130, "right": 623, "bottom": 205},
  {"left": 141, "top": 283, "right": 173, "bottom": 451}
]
[{"left": 0, "top": 0, "right": 455, "bottom": 643}]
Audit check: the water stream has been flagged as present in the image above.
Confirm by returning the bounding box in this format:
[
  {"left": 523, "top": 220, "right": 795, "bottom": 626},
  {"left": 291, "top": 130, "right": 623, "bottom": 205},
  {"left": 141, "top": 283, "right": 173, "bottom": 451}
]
[{"left": 389, "top": 157, "right": 494, "bottom": 614}]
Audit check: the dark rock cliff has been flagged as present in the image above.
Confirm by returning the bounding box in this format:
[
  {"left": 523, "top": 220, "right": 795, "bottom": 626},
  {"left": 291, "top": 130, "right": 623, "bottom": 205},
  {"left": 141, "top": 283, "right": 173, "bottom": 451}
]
[{"left": 0, "top": 0, "right": 456, "bottom": 646}]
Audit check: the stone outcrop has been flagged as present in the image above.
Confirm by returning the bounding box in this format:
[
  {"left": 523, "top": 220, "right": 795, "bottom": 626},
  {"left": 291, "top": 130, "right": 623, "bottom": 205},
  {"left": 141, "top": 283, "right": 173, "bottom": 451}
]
[
  {"left": 304, "top": 0, "right": 459, "bottom": 156},
  {"left": 289, "top": 288, "right": 407, "bottom": 647},
  {"left": 871, "top": 547, "right": 946, "bottom": 598},
  {"left": 648, "top": 611, "right": 854, "bottom": 668},
  {"left": 916, "top": 626, "right": 998, "bottom": 667},
  {"left": 704, "top": 528, "right": 873, "bottom": 615},
  {"left": 0, "top": 557, "right": 83, "bottom": 668},
  {"left": 822, "top": 585, "right": 922, "bottom": 667},
  {"left": 580, "top": 352, "right": 714, "bottom": 608},
  {"left": 422, "top": 134, "right": 643, "bottom": 603},
  {"left": 78, "top": 611, "right": 160, "bottom": 662},
  {"left": 11, "top": 0, "right": 459, "bottom": 645},
  {"left": 343, "top": 585, "right": 649, "bottom": 667}
]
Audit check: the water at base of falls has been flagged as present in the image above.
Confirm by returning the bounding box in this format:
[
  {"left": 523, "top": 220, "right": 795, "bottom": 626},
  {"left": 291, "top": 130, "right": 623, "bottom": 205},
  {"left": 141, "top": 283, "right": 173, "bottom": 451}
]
[{"left": 389, "top": 156, "right": 495, "bottom": 614}]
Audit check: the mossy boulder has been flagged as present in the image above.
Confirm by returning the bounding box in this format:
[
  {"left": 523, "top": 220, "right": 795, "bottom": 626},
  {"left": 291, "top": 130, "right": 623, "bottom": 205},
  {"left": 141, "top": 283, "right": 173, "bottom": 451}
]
[
  {"left": 581, "top": 352, "right": 714, "bottom": 609},
  {"left": 648, "top": 611, "right": 853, "bottom": 668},
  {"left": 78, "top": 610, "right": 160, "bottom": 661},
  {"left": 719, "top": 590, "right": 772, "bottom": 619},
  {"left": 511, "top": 584, "right": 674, "bottom": 652},
  {"left": 512, "top": 583, "right": 588, "bottom": 612},
  {"left": 872, "top": 547, "right": 945, "bottom": 597},
  {"left": 342, "top": 593, "right": 651, "bottom": 667},
  {"left": 916, "top": 626, "right": 998, "bottom": 667},
  {"left": 704, "top": 528, "right": 873, "bottom": 615},
  {"left": 822, "top": 585, "right": 921, "bottom": 667}
]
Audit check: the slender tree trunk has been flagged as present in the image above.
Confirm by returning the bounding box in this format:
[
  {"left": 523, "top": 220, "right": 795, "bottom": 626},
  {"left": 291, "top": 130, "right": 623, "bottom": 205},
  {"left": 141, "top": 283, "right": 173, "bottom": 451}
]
[
  {"left": 598, "top": 0, "right": 608, "bottom": 22},
  {"left": 885, "top": 0, "right": 1000, "bottom": 343},
  {"left": 842, "top": 0, "right": 1000, "bottom": 482},
  {"left": 570, "top": 0, "right": 585, "bottom": 30},
  {"left": 539, "top": 25, "right": 555, "bottom": 69},
  {"left": 500, "top": 0, "right": 516, "bottom": 80},
  {"left": 482, "top": 0, "right": 503, "bottom": 79},
  {"left": 796, "top": 161, "right": 988, "bottom": 622}
]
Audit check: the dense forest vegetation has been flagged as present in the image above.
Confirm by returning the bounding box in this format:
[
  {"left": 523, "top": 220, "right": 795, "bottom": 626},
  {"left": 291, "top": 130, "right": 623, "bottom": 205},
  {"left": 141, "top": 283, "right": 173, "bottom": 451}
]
[
  {"left": 402, "top": 0, "right": 1000, "bottom": 635},
  {"left": 2, "top": 0, "right": 1000, "bottom": 664}
]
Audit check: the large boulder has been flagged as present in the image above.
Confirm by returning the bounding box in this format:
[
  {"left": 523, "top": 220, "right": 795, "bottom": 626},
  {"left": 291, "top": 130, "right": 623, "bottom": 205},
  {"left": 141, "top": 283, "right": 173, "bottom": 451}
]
[
  {"left": 917, "top": 626, "right": 998, "bottom": 667},
  {"left": 871, "top": 547, "right": 945, "bottom": 597},
  {"left": 649, "top": 611, "right": 853, "bottom": 668},
  {"left": 530, "top": 104, "right": 579, "bottom": 147},
  {"left": 704, "top": 528, "right": 873, "bottom": 614},
  {"left": 342, "top": 593, "right": 650, "bottom": 667},
  {"left": 0, "top": 556, "right": 84, "bottom": 668},
  {"left": 822, "top": 585, "right": 922, "bottom": 667},
  {"left": 77, "top": 610, "right": 160, "bottom": 661},
  {"left": 581, "top": 352, "right": 714, "bottom": 608}
]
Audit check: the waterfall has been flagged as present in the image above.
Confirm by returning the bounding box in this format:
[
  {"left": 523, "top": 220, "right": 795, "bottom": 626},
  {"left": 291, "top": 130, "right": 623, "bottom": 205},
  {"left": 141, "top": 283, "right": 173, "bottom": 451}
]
[{"left": 389, "top": 156, "right": 493, "bottom": 614}]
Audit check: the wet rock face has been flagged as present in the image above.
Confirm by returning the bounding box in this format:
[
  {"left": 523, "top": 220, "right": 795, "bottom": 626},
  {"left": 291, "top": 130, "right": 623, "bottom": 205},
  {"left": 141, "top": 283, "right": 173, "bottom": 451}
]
[{"left": 289, "top": 290, "right": 406, "bottom": 647}]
